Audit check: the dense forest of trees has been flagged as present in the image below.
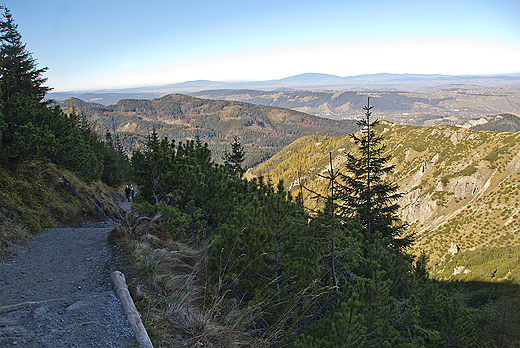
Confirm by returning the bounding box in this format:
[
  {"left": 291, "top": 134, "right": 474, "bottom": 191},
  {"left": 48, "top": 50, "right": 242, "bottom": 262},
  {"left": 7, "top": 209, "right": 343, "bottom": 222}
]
[
  {"left": 0, "top": 6, "right": 129, "bottom": 185},
  {"left": 3, "top": 6, "right": 520, "bottom": 346},
  {"left": 60, "top": 93, "right": 360, "bottom": 168},
  {"left": 130, "top": 103, "right": 520, "bottom": 346}
]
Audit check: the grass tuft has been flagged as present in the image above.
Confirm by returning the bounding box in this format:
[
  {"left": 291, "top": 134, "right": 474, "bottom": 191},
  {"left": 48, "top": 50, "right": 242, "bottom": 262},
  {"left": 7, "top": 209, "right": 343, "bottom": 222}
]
[
  {"left": 0, "top": 159, "right": 125, "bottom": 258},
  {"left": 114, "top": 210, "right": 262, "bottom": 348}
]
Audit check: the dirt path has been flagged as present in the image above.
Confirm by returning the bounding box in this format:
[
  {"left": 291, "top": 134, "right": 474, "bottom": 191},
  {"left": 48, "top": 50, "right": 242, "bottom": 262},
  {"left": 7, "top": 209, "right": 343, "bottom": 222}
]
[{"left": 0, "top": 209, "right": 138, "bottom": 346}]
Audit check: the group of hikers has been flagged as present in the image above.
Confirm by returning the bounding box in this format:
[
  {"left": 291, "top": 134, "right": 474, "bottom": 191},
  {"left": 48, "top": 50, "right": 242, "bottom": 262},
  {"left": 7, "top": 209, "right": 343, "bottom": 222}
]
[{"left": 125, "top": 184, "right": 135, "bottom": 202}]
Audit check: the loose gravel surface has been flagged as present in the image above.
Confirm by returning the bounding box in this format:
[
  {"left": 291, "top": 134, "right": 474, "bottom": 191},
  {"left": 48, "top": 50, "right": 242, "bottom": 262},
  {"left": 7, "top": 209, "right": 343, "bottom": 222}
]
[{"left": 0, "top": 216, "right": 138, "bottom": 347}]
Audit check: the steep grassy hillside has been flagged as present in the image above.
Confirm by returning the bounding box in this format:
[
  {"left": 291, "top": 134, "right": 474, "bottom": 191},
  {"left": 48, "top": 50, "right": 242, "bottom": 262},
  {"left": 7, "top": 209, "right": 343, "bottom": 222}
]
[
  {"left": 0, "top": 160, "right": 124, "bottom": 258},
  {"left": 60, "top": 94, "right": 359, "bottom": 168},
  {"left": 254, "top": 122, "right": 520, "bottom": 282}
]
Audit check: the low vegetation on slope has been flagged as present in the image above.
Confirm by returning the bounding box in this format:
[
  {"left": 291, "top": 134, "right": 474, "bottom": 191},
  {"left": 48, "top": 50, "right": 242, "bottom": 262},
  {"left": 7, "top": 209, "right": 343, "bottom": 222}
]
[
  {"left": 108, "top": 118, "right": 520, "bottom": 347},
  {"left": 254, "top": 121, "right": 520, "bottom": 283},
  {"left": 0, "top": 160, "right": 124, "bottom": 258}
]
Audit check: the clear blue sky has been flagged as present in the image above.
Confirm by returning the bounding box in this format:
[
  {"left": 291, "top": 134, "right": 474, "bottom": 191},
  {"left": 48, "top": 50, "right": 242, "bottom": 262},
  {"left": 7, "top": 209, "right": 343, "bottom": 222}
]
[{"left": 6, "top": 0, "right": 520, "bottom": 92}]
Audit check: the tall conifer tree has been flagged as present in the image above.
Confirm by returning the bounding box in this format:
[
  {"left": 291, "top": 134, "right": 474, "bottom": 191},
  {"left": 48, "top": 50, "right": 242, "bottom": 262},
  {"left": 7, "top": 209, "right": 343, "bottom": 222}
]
[
  {"left": 223, "top": 135, "right": 247, "bottom": 177},
  {"left": 0, "top": 6, "right": 56, "bottom": 161},
  {"left": 339, "top": 98, "right": 411, "bottom": 249},
  {"left": 0, "top": 6, "right": 126, "bottom": 184},
  {"left": 0, "top": 6, "right": 49, "bottom": 108}
]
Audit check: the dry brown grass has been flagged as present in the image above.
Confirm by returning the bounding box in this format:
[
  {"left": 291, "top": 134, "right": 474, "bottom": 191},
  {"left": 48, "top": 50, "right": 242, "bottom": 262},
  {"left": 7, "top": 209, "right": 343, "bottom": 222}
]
[
  {"left": 0, "top": 160, "right": 125, "bottom": 258},
  {"left": 114, "top": 210, "right": 266, "bottom": 348}
]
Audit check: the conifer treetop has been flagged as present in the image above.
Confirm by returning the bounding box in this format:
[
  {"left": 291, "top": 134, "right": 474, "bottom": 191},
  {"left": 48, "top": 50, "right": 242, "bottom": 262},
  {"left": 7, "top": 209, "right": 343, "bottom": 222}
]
[
  {"left": 340, "top": 97, "right": 411, "bottom": 249},
  {"left": 0, "top": 5, "right": 50, "bottom": 103}
]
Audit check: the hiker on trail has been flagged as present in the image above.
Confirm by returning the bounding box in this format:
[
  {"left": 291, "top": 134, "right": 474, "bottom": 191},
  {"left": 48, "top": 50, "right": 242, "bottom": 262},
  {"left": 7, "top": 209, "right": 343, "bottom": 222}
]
[
  {"left": 125, "top": 185, "right": 131, "bottom": 202},
  {"left": 130, "top": 185, "right": 135, "bottom": 202}
]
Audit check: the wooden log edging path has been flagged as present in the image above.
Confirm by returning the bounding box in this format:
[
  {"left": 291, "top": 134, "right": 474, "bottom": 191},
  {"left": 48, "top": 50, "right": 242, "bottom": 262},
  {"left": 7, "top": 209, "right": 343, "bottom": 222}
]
[
  {"left": 110, "top": 270, "right": 154, "bottom": 348},
  {"left": 0, "top": 272, "right": 153, "bottom": 348}
]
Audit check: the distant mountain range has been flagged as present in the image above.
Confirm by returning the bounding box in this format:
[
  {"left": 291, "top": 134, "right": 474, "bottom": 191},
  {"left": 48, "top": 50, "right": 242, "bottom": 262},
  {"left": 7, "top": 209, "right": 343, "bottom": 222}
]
[
  {"left": 191, "top": 87, "right": 520, "bottom": 126},
  {"left": 47, "top": 72, "right": 520, "bottom": 106}
]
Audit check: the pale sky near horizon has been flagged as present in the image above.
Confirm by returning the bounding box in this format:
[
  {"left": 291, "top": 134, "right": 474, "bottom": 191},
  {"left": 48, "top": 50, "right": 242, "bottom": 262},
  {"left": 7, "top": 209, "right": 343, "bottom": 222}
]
[{"left": 6, "top": 0, "right": 520, "bottom": 92}]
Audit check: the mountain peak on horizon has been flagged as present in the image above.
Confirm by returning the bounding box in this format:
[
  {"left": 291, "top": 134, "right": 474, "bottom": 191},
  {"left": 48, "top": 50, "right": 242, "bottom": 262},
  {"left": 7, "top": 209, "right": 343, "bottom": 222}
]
[
  {"left": 47, "top": 72, "right": 520, "bottom": 105},
  {"left": 277, "top": 72, "right": 345, "bottom": 80}
]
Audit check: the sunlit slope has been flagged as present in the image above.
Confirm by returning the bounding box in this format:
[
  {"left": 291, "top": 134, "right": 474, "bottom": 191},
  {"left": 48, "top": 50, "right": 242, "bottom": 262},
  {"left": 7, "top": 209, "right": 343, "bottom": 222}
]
[{"left": 254, "top": 121, "right": 520, "bottom": 281}]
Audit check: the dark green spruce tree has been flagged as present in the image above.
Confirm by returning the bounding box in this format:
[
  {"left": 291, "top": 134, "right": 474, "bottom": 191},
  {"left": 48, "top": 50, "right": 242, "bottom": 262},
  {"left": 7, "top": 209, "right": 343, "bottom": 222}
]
[
  {"left": 296, "top": 99, "right": 439, "bottom": 347},
  {"left": 338, "top": 97, "right": 411, "bottom": 250},
  {"left": 0, "top": 6, "right": 49, "bottom": 105},
  {"left": 100, "top": 130, "right": 125, "bottom": 186},
  {"left": 132, "top": 128, "right": 176, "bottom": 203},
  {"left": 223, "top": 134, "right": 247, "bottom": 177},
  {"left": 0, "top": 5, "right": 55, "bottom": 161},
  {"left": 0, "top": 6, "right": 127, "bottom": 185},
  {"left": 336, "top": 99, "right": 419, "bottom": 345}
]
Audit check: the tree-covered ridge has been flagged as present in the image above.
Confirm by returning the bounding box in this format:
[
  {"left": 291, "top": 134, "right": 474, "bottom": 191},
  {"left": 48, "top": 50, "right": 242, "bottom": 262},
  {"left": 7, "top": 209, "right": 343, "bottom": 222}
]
[
  {"left": 254, "top": 121, "right": 520, "bottom": 282},
  {"left": 470, "top": 113, "right": 520, "bottom": 132},
  {"left": 59, "top": 94, "right": 360, "bottom": 168}
]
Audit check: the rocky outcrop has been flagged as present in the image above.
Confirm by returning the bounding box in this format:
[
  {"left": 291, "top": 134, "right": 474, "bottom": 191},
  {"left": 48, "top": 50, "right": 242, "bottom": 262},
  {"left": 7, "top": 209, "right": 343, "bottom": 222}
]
[
  {"left": 400, "top": 190, "right": 438, "bottom": 226},
  {"left": 507, "top": 150, "right": 520, "bottom": 173},
  {"left": 449, "top": 242, "right": 459, "bottom": 255},
  {"left": 399, "top": 154, "right": 441, "bottom": 224},
  {"left": 451, "top": 131, "right": 464, "bottom": 145},
  {"left": 402, "top": 153, "right": 439, "bottom": 192},
  {"left": 453, "top": 265, "right": 471, "bottom": 275},
  {"left": 450, "top": 175, "right": 484, "bottom": 198}
]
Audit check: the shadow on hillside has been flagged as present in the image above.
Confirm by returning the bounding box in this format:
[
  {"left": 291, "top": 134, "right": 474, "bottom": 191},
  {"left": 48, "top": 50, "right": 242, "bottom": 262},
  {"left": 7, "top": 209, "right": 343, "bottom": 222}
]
[
  {"left": 438, "top": 280, "right": 520, "bottom": 346},
  {"left": 439, "top": 279, "right": 520, "bottom": 305}
]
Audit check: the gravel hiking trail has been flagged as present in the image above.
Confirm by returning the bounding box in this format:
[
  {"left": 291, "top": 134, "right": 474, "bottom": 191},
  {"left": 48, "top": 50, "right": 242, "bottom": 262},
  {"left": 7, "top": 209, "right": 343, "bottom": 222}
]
[{"left": 0, "top": 200, "right": 139, "bottom": 347}]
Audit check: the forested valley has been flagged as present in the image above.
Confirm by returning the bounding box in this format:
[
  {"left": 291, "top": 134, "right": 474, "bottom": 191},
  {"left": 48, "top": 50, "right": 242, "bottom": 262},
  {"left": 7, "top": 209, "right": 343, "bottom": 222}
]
[
  {"left": 1, "top": 6, "right": 520, "bottom": 347},
  {"left": 58, "top": 93, "right": 360, "bottom": 169}
]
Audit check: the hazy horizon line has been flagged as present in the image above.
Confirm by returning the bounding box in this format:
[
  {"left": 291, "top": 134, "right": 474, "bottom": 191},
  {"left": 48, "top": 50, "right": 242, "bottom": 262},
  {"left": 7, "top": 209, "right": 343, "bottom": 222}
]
[{"left": 48, "top": 71, "right": 520, "bottom": 94}]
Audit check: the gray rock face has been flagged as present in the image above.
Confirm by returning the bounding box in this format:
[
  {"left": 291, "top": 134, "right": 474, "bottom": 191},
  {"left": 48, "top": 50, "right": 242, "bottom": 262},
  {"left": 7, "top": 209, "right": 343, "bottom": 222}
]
[
  {"left": 400, "top": 189, "right": 438, "bottom": 225},
  {"left": 507, "top": 150, "right": 520, "bottom": 173},
  {"left": 450, "top": 176, "right": 484, "bottom": 198}
]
